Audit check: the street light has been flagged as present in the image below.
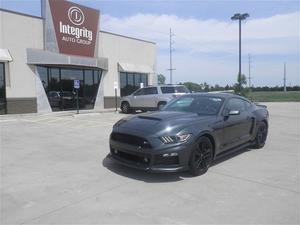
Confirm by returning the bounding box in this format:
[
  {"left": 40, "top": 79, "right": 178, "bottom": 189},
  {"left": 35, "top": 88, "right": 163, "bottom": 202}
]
[{"left": 231, "top": 13, "right": 249, "bottom": 93}]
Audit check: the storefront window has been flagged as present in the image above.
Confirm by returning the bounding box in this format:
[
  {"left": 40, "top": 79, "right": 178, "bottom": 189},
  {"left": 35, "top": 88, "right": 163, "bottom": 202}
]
[
  {"left": 49, "top": 68, "right": 60, "bottom": 91},
  {"left": 0, "top": 63, "right": 6, "bottom": 114},
  {"left": 37, "top": 66, "right": 102, "bottom": 111},
  {"left": 120, "top": 72, "right": 148, "bottom": 97},
  {"left": 38, "top": 66, "right": 48, "bottom": 91}
]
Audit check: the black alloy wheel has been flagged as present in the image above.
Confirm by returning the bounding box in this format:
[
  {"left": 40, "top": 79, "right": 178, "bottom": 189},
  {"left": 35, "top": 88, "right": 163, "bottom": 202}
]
[
  {"left": 189, "top": 136, "right": 213, "bottom": 176},
  {"left": 252, "top": 122, "right": 268, "bottom": 149},
  {"left": 121, "top": 102, "right": 131, "bottom": 114}
]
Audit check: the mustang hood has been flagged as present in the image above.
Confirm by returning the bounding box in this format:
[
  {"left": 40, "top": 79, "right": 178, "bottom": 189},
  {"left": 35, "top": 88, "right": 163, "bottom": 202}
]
[{"left": 114, "top": 111, "right": 214, "bottom": 135}]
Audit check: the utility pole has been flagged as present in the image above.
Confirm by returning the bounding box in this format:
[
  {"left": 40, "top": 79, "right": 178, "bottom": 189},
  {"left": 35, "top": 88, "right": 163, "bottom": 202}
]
[
  {"left": 248, "top": 54, "right": 252, "bottom": 88},
  {"left": 283, "top": 62, "right": 287, "bottom": 92},
  {"left": 231, "top": 13, "right": 249, "bottom": 93},
  {"left": 167, "top": 28, "right": 176, "bottom": 84}
]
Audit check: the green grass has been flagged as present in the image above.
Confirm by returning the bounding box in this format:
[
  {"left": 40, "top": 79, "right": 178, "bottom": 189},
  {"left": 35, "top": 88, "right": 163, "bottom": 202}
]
[{"left": 247, "top": 91, "right": 300, "bottom": 102}]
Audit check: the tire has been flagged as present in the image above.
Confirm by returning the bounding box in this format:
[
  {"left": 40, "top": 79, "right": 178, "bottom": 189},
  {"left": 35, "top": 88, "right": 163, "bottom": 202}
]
[
  {"left": 189, "top": 136, "right": 214, "bottom": 176},
  {"left": 157, "top": 102, "right": 166, "bottom": 110},
  {"left": 252, "top": 122, "right": 268, "bottom": 149},
  {"left": 121, "top": 102, "right": 131, "bottom": 114}
]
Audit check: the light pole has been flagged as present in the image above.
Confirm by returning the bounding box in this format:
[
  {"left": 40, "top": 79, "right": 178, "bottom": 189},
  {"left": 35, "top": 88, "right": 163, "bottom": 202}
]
[{"left": 231, "top": 13, "right": 249, "bottom": 93}]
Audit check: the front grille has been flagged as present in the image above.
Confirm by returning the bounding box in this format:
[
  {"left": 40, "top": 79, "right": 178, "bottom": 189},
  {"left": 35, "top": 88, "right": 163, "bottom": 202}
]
[
  {"left": 110, "top": 132, "right": 152, "bottom": 148},
  {"left": 111, "top": 149, "right": 150, "bottom": 165}
]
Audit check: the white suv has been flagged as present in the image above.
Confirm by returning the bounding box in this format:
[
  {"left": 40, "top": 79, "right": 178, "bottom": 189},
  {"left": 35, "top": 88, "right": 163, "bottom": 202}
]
[{"left": 120, "top": 85, "right": 190, "bottom": 113}]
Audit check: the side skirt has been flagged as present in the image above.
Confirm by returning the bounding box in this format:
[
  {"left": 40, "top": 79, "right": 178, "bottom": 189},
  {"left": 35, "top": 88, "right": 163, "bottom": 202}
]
[{"left": 215, "top": 141, "right": 254, "bottom": 160}]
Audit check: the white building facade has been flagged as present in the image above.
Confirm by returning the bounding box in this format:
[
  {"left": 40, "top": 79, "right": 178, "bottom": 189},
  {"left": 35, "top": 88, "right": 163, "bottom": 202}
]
[{"left": 0, "top": 0, "right": 156, "bottom": 114}]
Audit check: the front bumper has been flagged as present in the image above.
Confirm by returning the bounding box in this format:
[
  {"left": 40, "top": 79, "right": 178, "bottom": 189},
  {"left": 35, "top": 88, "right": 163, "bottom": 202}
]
[{"left": 109, "top": 138, "right": 192, "bottom": 173}]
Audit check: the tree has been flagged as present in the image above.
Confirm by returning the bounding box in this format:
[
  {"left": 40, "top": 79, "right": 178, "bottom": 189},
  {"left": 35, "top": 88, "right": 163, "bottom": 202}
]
[
  {"left": 235, "top": 74, "right": 248, "bottom": 95},
  {"left": 182, "top": 82, "right": 202, "bottom": 92},
  {"left": 157, "top": 74, "right": 166, "bottom": 85},
  {"left": 238, "top": 74, "right": 247, "bottom": 87}
]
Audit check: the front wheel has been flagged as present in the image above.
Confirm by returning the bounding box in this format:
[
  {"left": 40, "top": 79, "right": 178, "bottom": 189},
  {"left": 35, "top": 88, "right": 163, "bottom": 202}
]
[
  {"left": 121, "top": 102, "right": 131, "bottom": 114},
  {"left": 189, "top": 136, "right": 214, "bottom": 176},
  {"left": 252, "top": 122, "right": 268, "bottom": 149}
]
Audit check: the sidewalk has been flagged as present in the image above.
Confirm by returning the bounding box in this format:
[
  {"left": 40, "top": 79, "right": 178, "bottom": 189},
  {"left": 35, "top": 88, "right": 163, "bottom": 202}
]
[{"left": 0, "top": 108, "right": 119, "bottom": 120}]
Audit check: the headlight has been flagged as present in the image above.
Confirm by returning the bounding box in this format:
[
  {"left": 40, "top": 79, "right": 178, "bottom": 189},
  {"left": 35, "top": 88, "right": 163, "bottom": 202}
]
[{"left": 160, "top": 134, "right": 192, "bottom": 144}]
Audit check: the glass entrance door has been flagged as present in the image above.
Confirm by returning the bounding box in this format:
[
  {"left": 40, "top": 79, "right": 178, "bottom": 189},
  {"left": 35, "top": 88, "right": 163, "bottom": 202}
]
[
  {"left": 37, "top": 66, "right": 102, "bottom": 111},
  {"left": 0, "top": 63, "right": 6, "bottom": 114}
]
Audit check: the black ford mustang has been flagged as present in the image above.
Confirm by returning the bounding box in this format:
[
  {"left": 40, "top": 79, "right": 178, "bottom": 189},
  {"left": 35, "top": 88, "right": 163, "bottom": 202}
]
[{"left": 109, "top": 93, "right": 269, "bottom": 176}]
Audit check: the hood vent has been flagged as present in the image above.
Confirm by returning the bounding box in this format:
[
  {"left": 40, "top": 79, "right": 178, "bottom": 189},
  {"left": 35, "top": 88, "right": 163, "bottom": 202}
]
[{"left": 138, "top": 116, "right": 162, "bottom": 121}]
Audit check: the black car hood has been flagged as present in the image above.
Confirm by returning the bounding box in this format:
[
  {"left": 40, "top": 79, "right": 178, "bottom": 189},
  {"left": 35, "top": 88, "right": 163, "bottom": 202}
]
[{"left": 115, "top": 111, "right": 215, "bottom": 136}]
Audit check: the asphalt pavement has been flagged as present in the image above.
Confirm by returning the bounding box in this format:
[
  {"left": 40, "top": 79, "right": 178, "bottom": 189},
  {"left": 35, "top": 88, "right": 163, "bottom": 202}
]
[{"left": 0, "top": 102, "right": 299, "bottom": 224}]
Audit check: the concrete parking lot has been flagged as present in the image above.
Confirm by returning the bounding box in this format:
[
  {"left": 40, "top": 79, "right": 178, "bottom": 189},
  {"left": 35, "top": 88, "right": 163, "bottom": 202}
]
[{"left": 0, "top": 103, "right": 299, "bottom": 224}]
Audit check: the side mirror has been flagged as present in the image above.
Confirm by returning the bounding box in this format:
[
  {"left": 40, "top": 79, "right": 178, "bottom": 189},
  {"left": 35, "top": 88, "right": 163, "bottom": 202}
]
[{"left": 229, "top": 110, "right": 240, "bottom": 116}]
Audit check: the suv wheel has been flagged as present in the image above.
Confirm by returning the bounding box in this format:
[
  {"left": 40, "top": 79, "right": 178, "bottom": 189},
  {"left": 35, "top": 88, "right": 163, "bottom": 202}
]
[
  {"left": 157, "top": 102, "right": 166, "bottom": 110},
  {"left": 121, "top": 102, "right": 131, "bottom": 114}
]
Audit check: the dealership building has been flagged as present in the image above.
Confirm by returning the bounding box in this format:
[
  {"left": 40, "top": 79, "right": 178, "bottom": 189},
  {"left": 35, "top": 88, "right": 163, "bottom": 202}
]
[{"left": 0, "top": 0, "right": 156, "bottom": 114}]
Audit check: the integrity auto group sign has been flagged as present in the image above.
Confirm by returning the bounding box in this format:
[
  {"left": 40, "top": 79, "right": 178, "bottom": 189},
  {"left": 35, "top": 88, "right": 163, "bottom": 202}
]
[{"left": 49, "top": 0, "right": 99, "bottom": 57}]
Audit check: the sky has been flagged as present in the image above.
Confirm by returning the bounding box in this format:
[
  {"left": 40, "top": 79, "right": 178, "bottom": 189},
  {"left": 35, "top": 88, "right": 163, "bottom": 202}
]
[{"left": 1, "top": 0, "right": 299, "bottom": 86}]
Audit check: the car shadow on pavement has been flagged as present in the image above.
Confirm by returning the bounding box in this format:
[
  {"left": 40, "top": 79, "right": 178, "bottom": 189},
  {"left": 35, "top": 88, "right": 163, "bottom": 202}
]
[
  {"left": 102, "top": 156, "right": 190, "bottom": 183},
  {"left": 102, "top": 147, "right": 252, "bottom": 183}
]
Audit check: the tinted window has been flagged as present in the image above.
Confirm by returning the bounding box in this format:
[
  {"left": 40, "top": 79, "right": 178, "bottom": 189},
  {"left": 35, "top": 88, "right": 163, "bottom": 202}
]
[
  {"left": 161, "top": 86, "right": 189, "bottom": 94},
  {"left": 49, "top": 68, "right": 60, "bottom": 91},
  {"left": 49, "top": 92, "right": 58, "bottom": 98},
  {"left": 120, "top": 72, "right": 148, "bottom": 97},
  {"left": 37, "top": 66, "right": 48, "bottom": 91},
  {"left": 143, "top": 87, "right": 158, "bottom": 95},
  {"left": 0, "top": 63, "right": 6, "bottom": 114},
  {"left": 134, "top": 89, "right": 144, "bottom": 96},
  {"left": 163, "top": 96, "right": 224, "bottom": 115},
  {"left": 60, "top": 91, "right": 73, "bottom": 97},
  {"left": 224, "top": 98, "right": 247, "bottom": 113},
  {"left": 38, "top": 66, "right": 102, "bottom": 111}
]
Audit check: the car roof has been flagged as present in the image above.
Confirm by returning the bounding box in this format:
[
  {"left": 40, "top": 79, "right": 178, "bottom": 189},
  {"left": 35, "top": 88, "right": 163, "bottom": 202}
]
[
  {"left": 188, "top": 92, "right": 250, "bottom": 101},
  {"left": 146, "top": 84, "right": 185, "bottom": 88}
]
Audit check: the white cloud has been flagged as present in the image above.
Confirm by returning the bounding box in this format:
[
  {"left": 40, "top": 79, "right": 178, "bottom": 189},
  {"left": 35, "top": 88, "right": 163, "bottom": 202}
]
[{"left": 101, "top": 11, "right": 300, "bottom": 86}]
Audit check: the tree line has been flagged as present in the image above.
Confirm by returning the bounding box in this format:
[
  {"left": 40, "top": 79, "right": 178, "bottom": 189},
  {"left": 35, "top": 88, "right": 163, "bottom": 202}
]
[{"left": 157, "top": 74, "right": 300, "bottom": 93}]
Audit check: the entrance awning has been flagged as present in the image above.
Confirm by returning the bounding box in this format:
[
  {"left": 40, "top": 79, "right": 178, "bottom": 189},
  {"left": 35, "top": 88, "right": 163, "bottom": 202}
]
[
  {"left": 0, "top": 49, "right": 13, "bottom": 61},
  {"left": 26, "top": 48, "right": 108, "bottom": 70},
  {"left": 118, "top": 62, "right": 154, "bottom": 74}
]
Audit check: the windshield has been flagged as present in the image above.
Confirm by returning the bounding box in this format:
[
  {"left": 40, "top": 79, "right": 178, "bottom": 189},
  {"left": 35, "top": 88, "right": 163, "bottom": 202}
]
[
  {"left": 163, "top": 95, "right": 224, "bottom": 115},
  {"left": 161, "top": 86, "right": 189, "bottom": 94}
]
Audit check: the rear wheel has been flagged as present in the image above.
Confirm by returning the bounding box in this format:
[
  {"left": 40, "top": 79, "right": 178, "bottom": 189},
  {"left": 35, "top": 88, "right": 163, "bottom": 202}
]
[
  {"left": 157, "top": 102, "right": 166, "bottom": 110},
  {"left": 121, "top": 102, "right": 131, "bottom": 114},
  {"left": 252, "top": 122, "right": 268, "bottom": 149},
  {"left": 189, "top": 136, "right": 213, "bottom": 176}
]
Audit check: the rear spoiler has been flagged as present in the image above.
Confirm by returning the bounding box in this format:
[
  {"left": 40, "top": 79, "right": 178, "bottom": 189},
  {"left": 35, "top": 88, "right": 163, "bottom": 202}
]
[{"left": 255, "top": 103, "right": 267, "bottom": 108}]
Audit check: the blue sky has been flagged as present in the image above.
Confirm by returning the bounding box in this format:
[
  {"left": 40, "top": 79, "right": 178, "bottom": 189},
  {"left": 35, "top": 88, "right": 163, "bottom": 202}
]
[{"left": 1, "top": 0, "right": 299, "bottom": 86}]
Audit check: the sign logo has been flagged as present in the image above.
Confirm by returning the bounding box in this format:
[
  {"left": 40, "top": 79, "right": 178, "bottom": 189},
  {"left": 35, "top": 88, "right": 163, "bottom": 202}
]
[
  {"left": 74, "top": 79, "right": 80, "bottom": 89},
  {"left": 68, "top": 6, "right": 84, "bottom": 26},
  {"left": 48, "top": 0, "right": 100, "bottom": 57}
]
